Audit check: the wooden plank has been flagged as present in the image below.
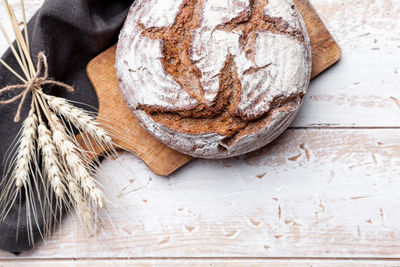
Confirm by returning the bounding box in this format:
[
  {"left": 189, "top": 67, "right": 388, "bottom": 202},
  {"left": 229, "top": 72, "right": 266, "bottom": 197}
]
[
  {"left": 0, "top": 129, "right": 398, "bottom": 258},
  {"left": 86, "top": 0, "right": 341, "bottom": 175},
  {"left": 293, "top": 0, "right": 400, "bottom": 127},
  {"left": 2, "top": 259, "right": 400, "bottom": 267}
]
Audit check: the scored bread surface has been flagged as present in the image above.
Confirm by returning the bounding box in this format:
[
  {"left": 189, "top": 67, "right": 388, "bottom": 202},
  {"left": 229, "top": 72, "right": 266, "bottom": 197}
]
[{"left": 116, "top": 0, "right": 312, "bottom": 159}]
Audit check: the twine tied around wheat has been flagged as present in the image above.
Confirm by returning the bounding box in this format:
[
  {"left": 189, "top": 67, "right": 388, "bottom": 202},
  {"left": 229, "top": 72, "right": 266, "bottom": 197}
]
[{"left": 0, "top": 52, "right": 74, "bottom": 122}]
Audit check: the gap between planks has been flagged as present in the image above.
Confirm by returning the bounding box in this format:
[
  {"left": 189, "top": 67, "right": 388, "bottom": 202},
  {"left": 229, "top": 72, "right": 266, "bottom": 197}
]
[
  {"left": 2, "top": 259, "right": 400, "bottom": 267},
  {"left": 289, "top": 126, "right": 400, "bottom": 129},
  {"left": 3, "top": 256, "right": 400, "bottom": 261}
]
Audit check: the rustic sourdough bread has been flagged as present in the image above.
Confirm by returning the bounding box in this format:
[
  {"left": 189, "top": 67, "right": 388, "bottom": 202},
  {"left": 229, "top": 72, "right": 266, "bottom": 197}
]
[{"left": 116, "top": 0, "right": 312, "bottom": 159}]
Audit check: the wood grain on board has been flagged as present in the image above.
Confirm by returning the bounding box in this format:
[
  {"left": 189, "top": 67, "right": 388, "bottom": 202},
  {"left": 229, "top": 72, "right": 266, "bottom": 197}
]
[
  {"left": 85, "top": 0, "right": 341, "bottom": 176},
  {"left": 293, "top": 0, "right": 341, "bottom": 79}
]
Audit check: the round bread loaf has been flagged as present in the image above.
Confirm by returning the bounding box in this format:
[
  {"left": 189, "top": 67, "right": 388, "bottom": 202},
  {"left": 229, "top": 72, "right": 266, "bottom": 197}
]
[{"left": 116, "top": 0, "right": 312, "bottom": 159}]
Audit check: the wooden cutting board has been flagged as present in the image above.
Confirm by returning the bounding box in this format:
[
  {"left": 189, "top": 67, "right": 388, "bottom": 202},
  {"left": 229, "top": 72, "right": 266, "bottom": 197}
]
[{"left": 85, "top": 0, "right": 341, "bottom": 176}]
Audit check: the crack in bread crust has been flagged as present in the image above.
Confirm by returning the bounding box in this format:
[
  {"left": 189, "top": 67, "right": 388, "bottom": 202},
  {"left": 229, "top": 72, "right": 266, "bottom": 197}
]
[
  {"left": 140, "top": 0, "right": 206, "bottom": 104},
  {"left": 137, "top": 54, "right": 241, "bottom": 119},
  {"left": 142, "top": 92, "right": 304, "bottom": 140},
  {"left": 137, "top": 0, "right": 308, "bottom": 141},
  {"left": 215, "top": 0, "right": 305, "bottom": 61}
]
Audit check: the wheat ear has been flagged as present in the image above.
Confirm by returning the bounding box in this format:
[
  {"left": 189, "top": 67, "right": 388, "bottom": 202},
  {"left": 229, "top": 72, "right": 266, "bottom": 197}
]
[
  {"left": 38, "top": 121, "right": 63, "bottom": 236},
  {"left": 0, "top": 108, "right": 36, "bottom": 215},
  {"left": 37, "top": 122, "right": 65, "bottom": 199},
  {"left": 14, "top": 109, "right": 37, "bottom": 189},
  {"left": 43, "top": 94, "right": 113, "bottom": 147},
  {"left": 49, "top": 113, "right": 105, "bottom": 209},
  {"left": 0, "top": 108, "right": 39, "bottom": 243},
  {"left": 65, "top": 174, "right": 96, "bottom": 233}
]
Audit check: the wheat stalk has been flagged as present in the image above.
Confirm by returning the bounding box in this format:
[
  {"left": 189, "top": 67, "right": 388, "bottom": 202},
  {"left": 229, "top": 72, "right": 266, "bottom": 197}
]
[
  {"left": 50, "top": 113, "right": 105, "bottom": 209},
  {"left": 0, "top": 0, "right": 116, "bottom": 243},
  {"left": 38, "top": 121, "right": 65, "bottom": 236},
  {"left": 44, "top": 94, "right": 113, "bottom": 147},
  {"left": 0, "top": 107, "right": 39, "bottom": 243}
]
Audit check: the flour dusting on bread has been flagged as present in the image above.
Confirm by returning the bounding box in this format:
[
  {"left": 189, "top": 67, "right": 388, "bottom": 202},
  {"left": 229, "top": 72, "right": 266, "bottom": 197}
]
[{"left": 116, "top": 0, "right": 312, "bottom": 158}]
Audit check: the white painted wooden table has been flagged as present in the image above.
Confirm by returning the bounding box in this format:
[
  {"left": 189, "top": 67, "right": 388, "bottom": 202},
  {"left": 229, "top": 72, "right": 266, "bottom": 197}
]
[{"left": 1, "top": 0, "right": 400, "bottom": 266}]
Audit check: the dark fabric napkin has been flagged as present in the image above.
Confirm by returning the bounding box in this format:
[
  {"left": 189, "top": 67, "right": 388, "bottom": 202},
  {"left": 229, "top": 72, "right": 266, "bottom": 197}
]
[{"left": 0, "top": 0, "right": 133, "bottom": 253}]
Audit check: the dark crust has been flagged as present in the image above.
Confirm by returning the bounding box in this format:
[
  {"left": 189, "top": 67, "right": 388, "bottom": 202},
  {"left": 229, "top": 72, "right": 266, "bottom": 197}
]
[{"left": 128, "top": 0, "right": 309, "bottom": 145}]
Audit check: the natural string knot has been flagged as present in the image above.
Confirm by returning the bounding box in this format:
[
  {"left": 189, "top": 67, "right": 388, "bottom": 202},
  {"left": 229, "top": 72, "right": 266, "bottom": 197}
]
[{"left": 0, "top": 52, "right": 75, "bottom": 122}]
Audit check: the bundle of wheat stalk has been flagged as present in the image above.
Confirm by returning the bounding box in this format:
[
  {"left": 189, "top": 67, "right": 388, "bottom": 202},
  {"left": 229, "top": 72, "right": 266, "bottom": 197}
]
[{"left": 0, "top": 0, "right": 115, "bottom": 244}]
